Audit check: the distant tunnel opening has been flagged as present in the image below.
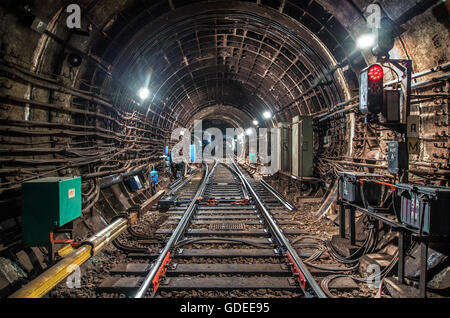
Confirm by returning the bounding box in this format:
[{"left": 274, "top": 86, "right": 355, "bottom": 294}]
[{"left": 0, "top": 0, "right": 449, "bottom": 300}]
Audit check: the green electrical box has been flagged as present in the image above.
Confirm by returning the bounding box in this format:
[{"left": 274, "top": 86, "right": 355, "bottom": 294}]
[{"left": 22, "top": 177, "right": 81, "bottom": 246}]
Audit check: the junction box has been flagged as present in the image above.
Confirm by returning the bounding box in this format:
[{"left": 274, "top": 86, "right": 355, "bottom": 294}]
[
  {"left": 150, "top": 170, "right": 159, "bottom": 183},
  {"left": 22, "top": 177, "right": 82, "bottom": 246},
  {"left": 338, "top": 172, "right": 384, "bottom": 205},
  {"left": 127, "top": 175, "right": 143, "bottom": 192},
  {"left": 397, "top": 183, "right": 450, "bottom": 235}
]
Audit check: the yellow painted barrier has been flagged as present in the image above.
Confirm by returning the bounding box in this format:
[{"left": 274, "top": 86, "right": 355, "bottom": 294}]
[{"left": 10, "top": 218, "right": 128, "bottom": 298}]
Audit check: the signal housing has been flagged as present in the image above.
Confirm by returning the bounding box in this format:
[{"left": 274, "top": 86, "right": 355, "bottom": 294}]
[{"left": 360, "top": 64, "right": 384, "bottom": 114}]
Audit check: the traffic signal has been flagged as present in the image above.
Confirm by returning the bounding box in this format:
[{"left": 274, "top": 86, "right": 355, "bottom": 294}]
[{"left": 359, "top": 64, "right": 384, "bottom": 114}]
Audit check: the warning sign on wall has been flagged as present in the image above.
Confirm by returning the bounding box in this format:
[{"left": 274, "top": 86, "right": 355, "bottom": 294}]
[
  {"left": 408, "top": 137, "right": 420, "bottom": 155},
  {"left": 407, "top": 115, "right": 420, "bottom": 138}
]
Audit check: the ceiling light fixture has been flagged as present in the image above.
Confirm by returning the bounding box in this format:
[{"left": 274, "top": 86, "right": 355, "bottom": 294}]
[
  {"left": 138, "top": 87, "right": 150, "bottom": 100},
  {"left": 356, "top": 33, "right": 376, "bottom": 50}
]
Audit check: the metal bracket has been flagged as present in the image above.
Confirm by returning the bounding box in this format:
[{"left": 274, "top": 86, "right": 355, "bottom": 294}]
[
  {"left": 168, "top": 263, "right": 178, "bottom": 270},
  {"left": 160, "top": 277, "right": 171, "bottom": 286},
  {"left": 287, "top": 277, "right": 297, "bottom": 287}
]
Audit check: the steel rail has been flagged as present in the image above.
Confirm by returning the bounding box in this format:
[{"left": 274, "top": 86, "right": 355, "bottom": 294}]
[
  {"left": 168, "top": 177, "right": 184, "bottom": 189},
  {"left": 134, "top": 160, "right": 217, "bottom": 298},
  {"left": 227, "top": 163, "right": 250, "bottom": 201},
  {"left": 260, "top": 179, "right": 295, "bottom": 211},
  {"left": 167, "top": 174, "right": 195, "bottom": 196},
  {"left": 230, "top": 160, "right": 327, "bottom": 298}
]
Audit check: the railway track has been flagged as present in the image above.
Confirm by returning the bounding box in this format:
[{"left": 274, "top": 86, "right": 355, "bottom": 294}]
[{"left": 96, "top": 160, "right": 326, "bottom": 298}]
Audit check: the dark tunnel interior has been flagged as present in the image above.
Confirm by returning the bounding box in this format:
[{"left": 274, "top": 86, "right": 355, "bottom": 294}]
[{"left": 0, "top": 0, "right": 449, "bottom": 300}]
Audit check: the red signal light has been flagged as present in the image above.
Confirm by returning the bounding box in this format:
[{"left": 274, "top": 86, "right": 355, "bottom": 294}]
[{"left": 368, "top": 65, "right": 383, "bottom": 81}]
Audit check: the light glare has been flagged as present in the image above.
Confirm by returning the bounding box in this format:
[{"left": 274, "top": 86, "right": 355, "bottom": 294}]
[
  {"left": 253, "top": 120, "right": 259, "bottom": 126},
  {"left": 138, "top": 87, "right": 150, "bottom": 100},
  {"left": 263, "top": 111, "right": 272, "bottom": 119},
  {"left": 356, "top": 33, "right": 376, "bottom": 49}
]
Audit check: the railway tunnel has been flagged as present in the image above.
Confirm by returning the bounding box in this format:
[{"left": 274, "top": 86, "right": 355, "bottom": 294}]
[{"left": 0, "top": 0, "right": 449, "bottom": 301}]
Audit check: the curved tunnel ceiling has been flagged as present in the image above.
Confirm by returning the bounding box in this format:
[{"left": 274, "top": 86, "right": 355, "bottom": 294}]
[
  {"left": 85, "top": 0, "right": 362, "bottom": 131},
  {"left": 186, "top": 105, "right": 253, "bottom": 131}
]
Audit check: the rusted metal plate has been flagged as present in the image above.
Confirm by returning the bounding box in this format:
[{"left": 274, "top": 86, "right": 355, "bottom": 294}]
[
  {"left": 407, "top": 115, "right": 420, "bottom": 138},
  {"left": 408, "top": 137, "right": 420, "bottom": 155},
  {"left": 159, "top": 277, "right": 299, "bottom": 290}
]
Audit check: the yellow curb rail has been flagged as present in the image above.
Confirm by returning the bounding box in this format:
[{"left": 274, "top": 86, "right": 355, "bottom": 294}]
[{"left": 9, "top": 218, "right": 128, "bottom": 298}]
